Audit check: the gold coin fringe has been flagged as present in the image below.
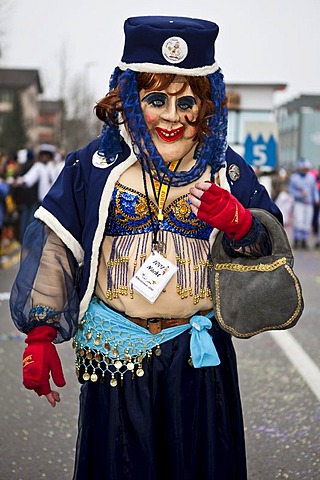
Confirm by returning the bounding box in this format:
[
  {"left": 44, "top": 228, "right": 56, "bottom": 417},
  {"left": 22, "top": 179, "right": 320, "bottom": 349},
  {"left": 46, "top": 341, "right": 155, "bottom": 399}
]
[
  {"left": 74, "top": 342, "right": 194, "bottom": 387},
  {"left": 73, "top": 341, "right": 162, "bottom": 387}
]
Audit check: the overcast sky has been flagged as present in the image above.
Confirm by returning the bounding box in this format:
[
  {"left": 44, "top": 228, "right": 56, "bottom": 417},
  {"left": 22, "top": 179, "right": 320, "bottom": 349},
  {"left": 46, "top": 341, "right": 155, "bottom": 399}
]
[{"left": 1, "top": 0, "right": 320, "bottom": 106}]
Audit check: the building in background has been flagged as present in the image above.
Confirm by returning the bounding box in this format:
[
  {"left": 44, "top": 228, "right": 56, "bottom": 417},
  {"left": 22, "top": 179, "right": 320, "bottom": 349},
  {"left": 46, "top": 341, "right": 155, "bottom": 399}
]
[
  {"left": 276, "top": 95, "right": 320, "bottom": 170},
  {"left": 0, "top": 67, "right": 93, "bottom": 154},
  {"left": 0, "top": 68, "right": 65, "bottom": 153},
  {"left": 0, "top": 68, "right": 43, "bottom": 151},
  {"left": 226, "top": 83, "right": 287, "bottom": 171},
  {"left": 37, "top": 99, "right": 65, "bottom": 148}
]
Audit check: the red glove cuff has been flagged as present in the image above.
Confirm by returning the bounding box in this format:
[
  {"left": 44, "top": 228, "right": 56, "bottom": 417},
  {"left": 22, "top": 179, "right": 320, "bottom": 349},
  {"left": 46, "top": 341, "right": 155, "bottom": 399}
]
[
  {"left": 197, "top": 183, "right": 253, "bottom": 240},
  {"left": 225, "top": 205, "right": 253, "bottom": 240},
  {"left": 25, "top": 325, "right": 57, "bottom": 344}
]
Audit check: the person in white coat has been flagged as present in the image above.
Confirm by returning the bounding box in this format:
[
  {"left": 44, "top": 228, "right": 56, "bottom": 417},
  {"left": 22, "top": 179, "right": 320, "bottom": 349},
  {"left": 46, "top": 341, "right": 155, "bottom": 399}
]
[{"left": 19, "top": 144, "right": 58, "bottom": 202}]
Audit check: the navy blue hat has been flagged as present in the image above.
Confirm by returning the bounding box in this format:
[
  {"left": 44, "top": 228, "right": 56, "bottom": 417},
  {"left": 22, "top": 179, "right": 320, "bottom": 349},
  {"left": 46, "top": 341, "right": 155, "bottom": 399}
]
[
  {"left": 98, "top": 15, "right": 227, "bottom": 182},
  {"left": 119, "top": 16, "right": 219, "bottom": 76}
]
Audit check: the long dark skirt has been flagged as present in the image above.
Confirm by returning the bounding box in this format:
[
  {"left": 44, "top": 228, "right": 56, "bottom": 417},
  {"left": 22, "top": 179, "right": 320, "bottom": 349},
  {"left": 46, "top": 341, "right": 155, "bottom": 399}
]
[{"left": 72, "top": 321, "right": 247, "bottom": 480}]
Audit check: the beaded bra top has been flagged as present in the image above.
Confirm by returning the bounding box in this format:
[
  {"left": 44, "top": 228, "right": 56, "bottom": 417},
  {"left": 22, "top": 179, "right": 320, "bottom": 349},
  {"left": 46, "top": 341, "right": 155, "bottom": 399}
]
[
  {"left": 99, "top": 180, "right": 214, "bottom": 309},
  {"left": 105, "top": 181, "right": 212, "bottom": 240}
]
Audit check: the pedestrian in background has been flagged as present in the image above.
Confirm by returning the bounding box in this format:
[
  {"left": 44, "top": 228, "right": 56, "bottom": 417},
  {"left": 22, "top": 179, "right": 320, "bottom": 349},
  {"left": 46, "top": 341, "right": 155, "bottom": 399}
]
[
  {"left": 14, "top": 144, "right": 58, "bottom": 205},
  {"left": 11, "top": 16, "right": 283, "bottom": 480},
  {"left": 0, "top": 169, "right": 10, "bottom": 250},
  {"left": 288, "top": 157, "right": 319, "bottom": 249},
  {"left": 51, "top": 150, "right": 65, "bottom": 179},
  {"left": 315, "top": 167, "right": 320, "bottom": 248},
  {"left": 312, "top": 167, "right": 320, "bottom": 238},
  {"left": 274, "top": 184, "right": 294, "bottom": 229},
  {"left": 11, "top": 148, "right": 38, "bottom": 241},
  {"left": 0, "top": 152, "right": 19, "bottom": 248}
]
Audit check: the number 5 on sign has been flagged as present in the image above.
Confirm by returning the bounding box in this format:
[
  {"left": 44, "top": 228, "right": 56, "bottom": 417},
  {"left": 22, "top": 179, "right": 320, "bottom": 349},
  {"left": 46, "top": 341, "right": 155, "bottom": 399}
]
[
  {"left": 244, "top": 133, "right": 277, "bottom": 169},
  {"left": 252, "top": 143, "right": 267, "bottom": 166}
]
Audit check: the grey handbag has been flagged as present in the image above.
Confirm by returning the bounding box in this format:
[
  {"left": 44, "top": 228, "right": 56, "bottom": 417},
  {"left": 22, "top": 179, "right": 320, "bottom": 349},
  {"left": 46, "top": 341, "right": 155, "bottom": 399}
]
[{"left": 210, "top": 208, "right": 304, "bottom": 338}]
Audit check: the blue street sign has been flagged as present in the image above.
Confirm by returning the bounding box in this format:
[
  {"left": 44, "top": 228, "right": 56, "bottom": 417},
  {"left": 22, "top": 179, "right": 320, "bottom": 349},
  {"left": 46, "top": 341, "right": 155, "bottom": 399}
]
[{"left": 244, "top": 134, "right": 277, "bottom": 169}]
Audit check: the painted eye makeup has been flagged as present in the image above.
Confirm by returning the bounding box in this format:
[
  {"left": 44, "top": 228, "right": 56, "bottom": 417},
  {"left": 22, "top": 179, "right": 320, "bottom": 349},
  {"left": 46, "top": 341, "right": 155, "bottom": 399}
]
[
  {"left": 141, "top": 92, "right": 167, "bottom": 107},
  {"left": 177, "top": 96, "right": 196, "bottom": 110}
]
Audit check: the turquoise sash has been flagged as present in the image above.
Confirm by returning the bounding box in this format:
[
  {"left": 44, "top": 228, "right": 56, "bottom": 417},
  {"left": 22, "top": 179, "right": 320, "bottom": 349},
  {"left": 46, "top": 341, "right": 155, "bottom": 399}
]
[{"left": 74, "top": 297, "right": 220, "bottom": 368}]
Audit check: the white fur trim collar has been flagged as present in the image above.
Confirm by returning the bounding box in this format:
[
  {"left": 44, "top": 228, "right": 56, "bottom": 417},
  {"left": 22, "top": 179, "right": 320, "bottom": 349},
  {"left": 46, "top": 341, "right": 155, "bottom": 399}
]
[{"left": 34, "top": 206, "right": 84, "bottom": 265}]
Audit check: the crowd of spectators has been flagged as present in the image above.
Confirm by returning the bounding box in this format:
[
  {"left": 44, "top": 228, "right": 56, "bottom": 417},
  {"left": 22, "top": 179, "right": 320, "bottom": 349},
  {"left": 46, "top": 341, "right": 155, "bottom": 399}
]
[
  {"left": 0, "top": 144, "right": 64, "bottom": 268},
  {"left": 271, "top": 159, "right": 320, "bottom": 249}
]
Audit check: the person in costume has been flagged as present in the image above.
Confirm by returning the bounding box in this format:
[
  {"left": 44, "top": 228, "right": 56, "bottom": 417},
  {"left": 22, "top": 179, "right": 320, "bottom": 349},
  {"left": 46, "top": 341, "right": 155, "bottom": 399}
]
[
  {"left": 11, "top": 16, "right": 283, "bottom": 480},
  {"left": 288, "top": 157, "right": 319, "bottom": 249}
]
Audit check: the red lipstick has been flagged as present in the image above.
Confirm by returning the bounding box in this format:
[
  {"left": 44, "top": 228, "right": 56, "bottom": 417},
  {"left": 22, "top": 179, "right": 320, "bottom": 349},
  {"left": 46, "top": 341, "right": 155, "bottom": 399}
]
[{"left": 155, "top": 126, "right": 184, "bottom": 142}]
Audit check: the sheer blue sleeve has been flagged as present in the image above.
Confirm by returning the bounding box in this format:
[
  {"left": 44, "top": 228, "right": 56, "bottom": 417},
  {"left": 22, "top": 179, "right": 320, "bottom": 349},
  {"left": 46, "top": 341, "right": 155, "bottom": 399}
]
[{"left": 10, "top": 219, "right": 81, "bottom": 343}]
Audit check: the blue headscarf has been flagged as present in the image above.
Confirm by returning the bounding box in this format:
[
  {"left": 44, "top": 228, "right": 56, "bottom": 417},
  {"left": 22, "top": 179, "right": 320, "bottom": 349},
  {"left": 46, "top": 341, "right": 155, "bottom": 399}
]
[{"left": 98, "top": 67, "right": 228, "bottom": 187}]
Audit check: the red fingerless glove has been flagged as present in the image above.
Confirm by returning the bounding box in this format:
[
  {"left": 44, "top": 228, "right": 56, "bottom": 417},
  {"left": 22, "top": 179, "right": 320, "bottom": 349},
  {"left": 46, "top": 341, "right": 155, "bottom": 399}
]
[
  {"left": 197, "top": 183, "right": 253, "bottom": 240},
  {"left": 22, "top": 325, "right": 66, "bottom": 396}
]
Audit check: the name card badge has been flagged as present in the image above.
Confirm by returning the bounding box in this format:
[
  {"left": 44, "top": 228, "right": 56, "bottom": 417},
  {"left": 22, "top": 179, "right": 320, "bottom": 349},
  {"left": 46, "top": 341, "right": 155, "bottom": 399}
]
[{"left": 130, "top": 251, "right": 178, "bottom": 304}]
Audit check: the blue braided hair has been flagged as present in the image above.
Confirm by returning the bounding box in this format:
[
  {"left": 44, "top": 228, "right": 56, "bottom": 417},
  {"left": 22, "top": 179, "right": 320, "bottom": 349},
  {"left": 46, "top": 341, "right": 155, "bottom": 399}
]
[
  {"left": 98, "top": 68, "right": 228, "bottom": 186},
  {"left": 97, "top": 67, "right": 122, "bottom": 159}
]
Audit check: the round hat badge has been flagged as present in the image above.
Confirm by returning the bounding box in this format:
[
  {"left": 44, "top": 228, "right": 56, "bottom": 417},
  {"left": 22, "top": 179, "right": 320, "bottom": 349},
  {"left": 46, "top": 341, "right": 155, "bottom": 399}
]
[{"left": 162, "top": 37, "right": 188, "bottom": 64}]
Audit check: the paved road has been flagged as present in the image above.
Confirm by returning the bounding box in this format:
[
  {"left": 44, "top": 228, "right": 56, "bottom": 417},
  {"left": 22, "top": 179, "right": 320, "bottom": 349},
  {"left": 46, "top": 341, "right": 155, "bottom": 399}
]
[
  {"left": 0, "top": 240, "right": 319, "bottom": 479},
  {"left": 236, "top": 244, "right": 320, "bottom": 479}
]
